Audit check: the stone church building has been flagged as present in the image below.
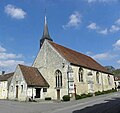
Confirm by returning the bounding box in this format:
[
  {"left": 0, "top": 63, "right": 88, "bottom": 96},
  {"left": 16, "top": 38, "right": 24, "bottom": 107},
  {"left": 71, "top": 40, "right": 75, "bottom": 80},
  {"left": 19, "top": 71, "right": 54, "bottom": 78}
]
[{"left": 0, "top": 16, "right": 115, "bottom": 101}]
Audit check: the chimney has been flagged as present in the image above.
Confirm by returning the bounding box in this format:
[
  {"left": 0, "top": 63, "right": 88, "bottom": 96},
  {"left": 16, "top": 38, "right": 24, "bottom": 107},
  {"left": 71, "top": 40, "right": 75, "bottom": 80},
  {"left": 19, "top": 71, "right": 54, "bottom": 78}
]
[{"left": 2, "top": 71, "right": 5, "bottom": 75}]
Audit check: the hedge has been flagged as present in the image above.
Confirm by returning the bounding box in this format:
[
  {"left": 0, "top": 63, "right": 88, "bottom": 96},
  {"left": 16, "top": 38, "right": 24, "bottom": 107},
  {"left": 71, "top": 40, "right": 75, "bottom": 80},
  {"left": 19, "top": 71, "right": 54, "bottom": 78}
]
[{"left": 62, "top": 95, "right": 70, "bottom": 101}]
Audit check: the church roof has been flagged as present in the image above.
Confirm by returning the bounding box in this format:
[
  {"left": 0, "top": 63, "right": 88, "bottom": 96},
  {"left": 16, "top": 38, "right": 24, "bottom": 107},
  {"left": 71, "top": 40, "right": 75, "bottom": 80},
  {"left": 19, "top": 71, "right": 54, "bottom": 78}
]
[
  {"left": 49, "top": 41, "right": 112, "bottom": 74},
  {"left": 0, "top": 72, "right": 14, "bottom": 81},
  {"left": 19, "top": 64, "right": 49, "bottom": 87}
]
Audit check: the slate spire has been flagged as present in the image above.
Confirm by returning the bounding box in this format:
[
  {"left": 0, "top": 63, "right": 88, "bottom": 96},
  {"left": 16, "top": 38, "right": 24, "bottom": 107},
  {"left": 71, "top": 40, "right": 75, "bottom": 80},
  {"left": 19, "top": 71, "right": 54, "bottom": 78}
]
[{"left": 40, "top": 15, "right": 53, "bottom": 48}]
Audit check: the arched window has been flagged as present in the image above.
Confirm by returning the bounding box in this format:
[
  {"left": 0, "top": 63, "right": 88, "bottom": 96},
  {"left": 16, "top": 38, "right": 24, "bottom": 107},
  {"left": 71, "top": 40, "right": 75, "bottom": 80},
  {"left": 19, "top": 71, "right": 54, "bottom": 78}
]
[
  {"left": 78, "top": 68, "right": 84, "bottom": 82},
  {"left": 108, "top": 75, "right": 111, "bottom": 85},
  {"left": 96, "top": 72, "right": 99, "bottom": 84},
  {"left": 55, "top": 70, "right": 62, "bottom": 88}
]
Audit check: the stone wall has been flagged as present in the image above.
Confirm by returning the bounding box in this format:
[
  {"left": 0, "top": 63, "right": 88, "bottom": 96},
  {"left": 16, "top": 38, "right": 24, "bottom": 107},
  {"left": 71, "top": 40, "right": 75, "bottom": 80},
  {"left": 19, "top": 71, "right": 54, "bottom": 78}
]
[
  {"left": 33, "top": 40, "right": 69, "bottom": 100},
  {"left": 8, "top": 65, "right": 28, "bottom": 101},
  {"left": 72, "top": 65, "right": 115, "bottom": 95}
]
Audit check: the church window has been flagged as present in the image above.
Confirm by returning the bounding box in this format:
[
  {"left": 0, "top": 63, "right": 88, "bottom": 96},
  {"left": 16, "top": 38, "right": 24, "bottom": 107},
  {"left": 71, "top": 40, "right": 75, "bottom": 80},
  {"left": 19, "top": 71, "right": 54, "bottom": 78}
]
[
  {"left": 21, "top": 85, "right": 23, "bottom": 93},
  {"left": 55, "top": 70, "right": 62, "bottom": 88},
  {"left": 78, "top": 68, "right": 84, "bottom": 82},
  {"left": 96, "top": 72, "right": 100, "bottom": 84}
]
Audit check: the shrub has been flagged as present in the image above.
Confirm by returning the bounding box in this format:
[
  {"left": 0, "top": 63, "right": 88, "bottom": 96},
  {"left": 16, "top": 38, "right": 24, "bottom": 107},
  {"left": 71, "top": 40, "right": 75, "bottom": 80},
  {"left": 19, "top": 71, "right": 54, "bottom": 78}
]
[
  {"left": 111, "top": 88, "right": 117, "bottom": 92},
  {"left": 87, "top": 93, "right": 93, "bottom": 97},
  {"left": 62, "top": 95, "right": 70, "bottom": 101},
  {"left": 45, "top": 97, "right": 52, "bottom": 100},
  {"left": 95, "top": 91, "right": 102, "bottom": 96},
  {"left": 75, "top": 94, "right": 81, "bottom": 100},
  {"left": 81, "top": 94, "right": 88, "bottom": 98}
]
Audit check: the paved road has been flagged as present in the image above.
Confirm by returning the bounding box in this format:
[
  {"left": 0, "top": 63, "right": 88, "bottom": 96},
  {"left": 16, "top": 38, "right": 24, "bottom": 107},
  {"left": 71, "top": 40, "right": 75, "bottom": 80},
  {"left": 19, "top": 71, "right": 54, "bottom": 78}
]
[{"left": 0, "top": 92, "right": 120, "bottom": 113}]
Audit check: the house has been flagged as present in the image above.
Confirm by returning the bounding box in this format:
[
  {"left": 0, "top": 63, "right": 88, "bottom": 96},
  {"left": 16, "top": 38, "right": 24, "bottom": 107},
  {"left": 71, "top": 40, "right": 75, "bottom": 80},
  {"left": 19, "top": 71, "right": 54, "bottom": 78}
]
[
  {"left": 8, "top": 64, "right": 49, "bottom": 101},
  {"left": 32, "top": 16, "right": 115, "bottom": 100},
  {"left": 114, "top": 74, "right": 120, "bottom": 89},
  {"left": 2, "top": 15, "right": 115, "bottom": 101},
  {"left": 0, "top": 72, "right": 14, "bottom": 99}
]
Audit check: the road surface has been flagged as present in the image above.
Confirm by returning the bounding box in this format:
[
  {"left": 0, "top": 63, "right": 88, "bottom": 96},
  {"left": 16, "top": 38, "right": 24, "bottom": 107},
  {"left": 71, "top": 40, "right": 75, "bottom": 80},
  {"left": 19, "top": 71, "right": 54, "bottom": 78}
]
[{"left": 0, "top": 91, "right": 120, "bottom": 113}]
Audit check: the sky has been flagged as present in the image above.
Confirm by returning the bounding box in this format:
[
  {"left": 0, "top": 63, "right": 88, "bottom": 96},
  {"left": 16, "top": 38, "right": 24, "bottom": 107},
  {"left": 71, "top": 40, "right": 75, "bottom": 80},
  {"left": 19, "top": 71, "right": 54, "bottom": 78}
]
[{"left": 0, "top": 0, "right": 120, "bottom": 73}]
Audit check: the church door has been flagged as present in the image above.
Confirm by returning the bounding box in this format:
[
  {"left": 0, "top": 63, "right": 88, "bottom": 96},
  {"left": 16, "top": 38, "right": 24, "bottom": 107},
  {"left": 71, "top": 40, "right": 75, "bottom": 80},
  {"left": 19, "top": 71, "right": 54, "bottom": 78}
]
[
  {"left": 16, "top": 86, "right": 18, "bottom": 98},
  {"left": 57, "top": 89, "right": 60, "bottom": 100}
]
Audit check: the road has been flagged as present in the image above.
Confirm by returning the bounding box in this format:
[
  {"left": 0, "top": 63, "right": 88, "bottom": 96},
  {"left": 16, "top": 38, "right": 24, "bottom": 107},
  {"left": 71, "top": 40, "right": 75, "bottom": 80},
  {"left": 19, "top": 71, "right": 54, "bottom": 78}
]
[{"left": 0, "top": 92, "right": 120, "bottom": 113}]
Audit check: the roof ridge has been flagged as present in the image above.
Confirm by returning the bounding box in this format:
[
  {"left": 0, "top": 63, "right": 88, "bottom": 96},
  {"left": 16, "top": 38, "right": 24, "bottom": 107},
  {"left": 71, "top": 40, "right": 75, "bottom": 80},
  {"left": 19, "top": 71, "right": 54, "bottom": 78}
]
[
  {"left": 48, "top": 40, "right": 92, "bottom": 59},
  {"left": 48, "top": 40, "right": 110, "bottom": 74}
]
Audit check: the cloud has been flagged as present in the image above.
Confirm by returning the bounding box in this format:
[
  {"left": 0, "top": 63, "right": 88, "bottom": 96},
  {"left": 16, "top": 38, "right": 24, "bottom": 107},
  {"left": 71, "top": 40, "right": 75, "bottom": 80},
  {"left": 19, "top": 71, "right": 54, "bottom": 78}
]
[
  {"left": 0, "top": 60, "right": 25, "bottom": 67},
  {"left": 0, "top": 60, "right": 25, "bottom": 73},
  {"left": 98, "top": 28, "right": 108, "bottom": 35},
  {"left": 87, "top": 22, "right": 108, "bottom": 35},
  {"left": 115, "top": 18, "right": 120, "bottom": 25},
  {"left": 92, "top": 52, "right": 116, "bottom": 60},
  {"left": 87, "top": 23, "right": 99, "bottom": 30},
  {"left": 63, "top": 11, "right": 81, "bottom": 29},
  {"left": 92, "top": 53, "right": 109, "bottom": 60},
  {"left": 0, "top": 46, "right": 6, "bottom": 52},
  {"left": 4, "top": 4, "right": 26, "bottom": 19},
  {"left": 86, "top": 0, "right": 118, "bottom": 3},
  {"left": 117, "top": 60, "right": 120, "bottom": 64},
  {"left": 86, "top": 51, "right": 93, "bottom": 55},
  {"left": 109, "top": 25, "right": 120, "bottom": 33},
  {"left": 113, "top": 39, "right": 120, "bottom": 50},
  {"left": 0, "top": 53, "right": 23, "bottom": 59},
  {"left": 0, "top": 45, "right": 27, "bottom": 73},
  {"left": 87, "top": 20, "right": 120, "bottom": 35}
]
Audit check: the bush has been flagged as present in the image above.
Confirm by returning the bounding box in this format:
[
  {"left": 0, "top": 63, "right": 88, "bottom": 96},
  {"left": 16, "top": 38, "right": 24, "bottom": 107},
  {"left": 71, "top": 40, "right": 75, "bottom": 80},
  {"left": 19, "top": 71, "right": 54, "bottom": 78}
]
[
  {"left": 62, "top": 95, "right": 70, "bottom": 101},
  {"left": 75, "top": 94, "right": 81, "bottom": 100},
  {"left": 95, "top": 91, "right": 102, "bottom": 96},
  {"left": 45, "top": 97, "right": 52, "bottom": 100},
  {"left": 87, "top": 93, "right": 93, "bottom": 97},
  {"left": 81, "top": 94, "right": 88, "bottom": 98}
]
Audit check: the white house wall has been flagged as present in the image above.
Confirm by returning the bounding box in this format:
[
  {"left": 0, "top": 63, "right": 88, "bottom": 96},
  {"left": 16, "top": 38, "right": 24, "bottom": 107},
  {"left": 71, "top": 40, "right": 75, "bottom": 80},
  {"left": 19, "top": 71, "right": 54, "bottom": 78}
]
[{"left": 0, "top": 81, "right": 8, "bottom": 99}]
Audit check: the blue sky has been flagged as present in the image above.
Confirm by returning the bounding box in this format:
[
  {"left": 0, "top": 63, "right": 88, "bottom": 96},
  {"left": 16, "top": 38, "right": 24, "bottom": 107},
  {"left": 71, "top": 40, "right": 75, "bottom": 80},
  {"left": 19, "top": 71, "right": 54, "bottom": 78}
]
[{"left": 0, "top": 0, "right": 120, "bottom": 73}]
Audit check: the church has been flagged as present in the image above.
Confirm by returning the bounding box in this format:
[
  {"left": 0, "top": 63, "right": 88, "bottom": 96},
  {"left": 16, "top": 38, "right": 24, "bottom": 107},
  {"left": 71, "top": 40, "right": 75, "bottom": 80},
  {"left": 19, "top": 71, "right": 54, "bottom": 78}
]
[{"left": 0, "top": 16, "right": 115, "bottom": 101}]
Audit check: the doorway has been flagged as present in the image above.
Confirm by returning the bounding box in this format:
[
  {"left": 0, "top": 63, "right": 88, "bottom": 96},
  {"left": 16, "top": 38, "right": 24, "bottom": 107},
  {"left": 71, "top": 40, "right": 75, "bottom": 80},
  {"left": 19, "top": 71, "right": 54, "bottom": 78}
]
[
  {"left": 35, "top": 88, "right": 41, "bottom": 98},
  {"left": 16, "top": 86, "right": 18, "bottom": 98},
  {"left": 57, "top": 89, "right": 60, "bottom": 100}
]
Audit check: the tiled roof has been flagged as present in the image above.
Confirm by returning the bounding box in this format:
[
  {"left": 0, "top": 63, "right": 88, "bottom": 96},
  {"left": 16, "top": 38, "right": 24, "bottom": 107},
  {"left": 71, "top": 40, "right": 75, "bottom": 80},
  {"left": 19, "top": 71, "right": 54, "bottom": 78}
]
[
  {"left": 0, "top": 72, "right": 14, "bottom": 81},
  {"left": 19, "top": 64, "right": 49, "bottom": 87},
  {"left": 49, "top": 41, "right": 111, "bottom": 74}
]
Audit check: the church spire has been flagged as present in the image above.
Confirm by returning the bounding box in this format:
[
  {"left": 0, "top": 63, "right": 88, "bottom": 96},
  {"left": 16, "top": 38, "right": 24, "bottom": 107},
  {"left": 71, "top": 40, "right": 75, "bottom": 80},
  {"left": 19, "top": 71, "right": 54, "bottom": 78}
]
[{"left": 40, "top": 14, "right": 53, "bottom": 48}]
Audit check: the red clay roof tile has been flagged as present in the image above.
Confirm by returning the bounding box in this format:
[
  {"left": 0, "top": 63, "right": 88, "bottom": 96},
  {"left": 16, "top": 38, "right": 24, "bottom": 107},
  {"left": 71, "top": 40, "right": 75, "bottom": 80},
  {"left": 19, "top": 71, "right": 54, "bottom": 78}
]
[
  {"left": 49, "top": 41, "right": 111, "bottom": 74},
  {"left": 19, "top": 64, "right": 49, "bottom": 87}
]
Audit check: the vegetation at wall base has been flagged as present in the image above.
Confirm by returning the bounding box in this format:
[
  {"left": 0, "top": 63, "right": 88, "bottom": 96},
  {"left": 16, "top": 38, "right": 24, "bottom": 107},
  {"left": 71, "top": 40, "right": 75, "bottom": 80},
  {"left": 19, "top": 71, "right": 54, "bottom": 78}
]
[
  {"left": 75, "top": 93, "right": 93, "bottom": 100},
  {"left": 75, "top": 89, "right": 117, "bottom": 100},
  {"left": 95, "top": 88, "right": 117, "bottom": 96},
  {"left": 45, "top": 97, "right": 52, "bottom": 100},
  {"left": 62, "top": 95, "right": 70, "bottom": 101},
  {"left": 75, "top": 94, "right": 81, "bottom": 100}
]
